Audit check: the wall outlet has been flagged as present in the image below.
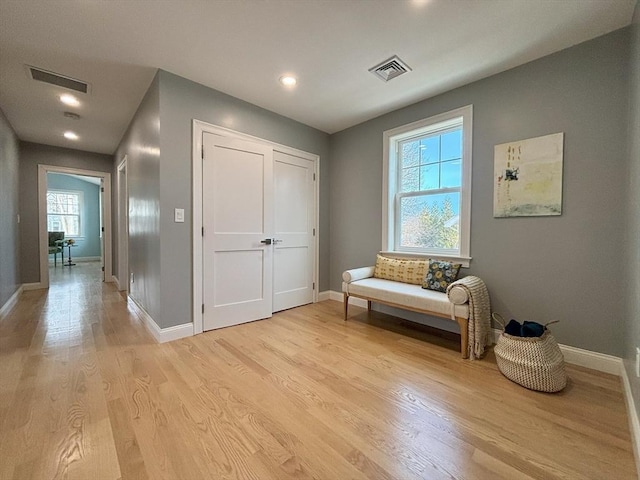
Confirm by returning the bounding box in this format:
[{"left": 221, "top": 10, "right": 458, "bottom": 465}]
[
  {"left": 130, "top": 272, "right": 135, "bottom": 284},
  {"left": 636, "top": 347, "right": 640, "bottom": 378},
  {"left": 174, "top": 208, "right": 185, "bottom": 223}
]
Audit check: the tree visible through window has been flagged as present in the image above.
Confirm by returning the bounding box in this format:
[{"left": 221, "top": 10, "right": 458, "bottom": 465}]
[
  {"left": 398, "top": 127, "right": 462, "bottom": 250},
  {"left": 383, "top": 105, "right": 472, "bottom": 261},
  {"left": 47, "top": 190, "right": 81, "bottom": 237}
]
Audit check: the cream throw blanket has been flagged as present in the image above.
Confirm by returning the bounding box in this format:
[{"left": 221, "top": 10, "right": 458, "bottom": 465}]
[{"left": 447, "top": 276, "right": 492, "bottom": 360}]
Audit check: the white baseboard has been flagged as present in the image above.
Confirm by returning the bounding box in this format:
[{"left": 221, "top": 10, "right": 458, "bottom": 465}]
[
  {"left": 327, "top": 289, "right": 369, "bottom": 308},
  {"left": 49, "top": 256, "right": 101, "bottom": 265},
  {"left": 318, "top": 291, "right": 331, "bottom": 302},
  {"left": 621, "top": 364, "right": 640, "bottom": 479},
  {"left": 127, "top": 296, "right": 193, "bottom": 343},
  {"left": 492, "top": 328, "right": 623, "bottom": 376},
  {"left": 111, "top": 275, "right": 121, "bottom": 291},
  {"left": 22, "top": 282, "right": 45, "bottom": 291},
  {"left": 0, "top": 285, "right": 23, "bottom": 319}
]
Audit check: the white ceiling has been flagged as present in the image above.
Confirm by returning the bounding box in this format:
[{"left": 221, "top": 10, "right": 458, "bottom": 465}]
[{"left": 0, "top": 0, "right": 636, "bottom": 155}]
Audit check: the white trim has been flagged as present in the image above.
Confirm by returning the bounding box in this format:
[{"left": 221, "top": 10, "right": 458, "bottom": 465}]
[
  {"left": 318, "top": 290, "right": 331, "bottom": 302},
  {"left": 22, "top": 282, "right": 45, "bottom": 290},
  {"left": 492, "top": 328, "right": 622, "bottom": 376},
  {"left": 48, "top": 256, "right": 101, "bottom": 264},
  {"left": 0, "top": 285, "right": 23, "bottom": 319},
  {"left": 128, "top": 296, "right": 193, "bottom": 343},
  {"left": 328, "top": 289, "right": 368, "bottom": 308},
  {"left": 192, "top": 119, "right": 320, "bottom": 336},
  {"left": 621, "top": 365, "right": 640, "bottom": 478},
  {"left": 382, "top": 105, "right": 473, "bottom": 262},
  {"left": 38, "top": 165, "right": 112, "bottom": 288},
  {"left": 111, "top": 275, "right": 121, "bottom": 291},
  {"left": 117, "top": 157, "right": 129, "bottom": 292}
]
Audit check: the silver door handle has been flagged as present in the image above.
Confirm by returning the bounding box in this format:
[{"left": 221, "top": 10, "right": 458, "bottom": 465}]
[
  {"left": 260, "top": 238, "right": 272, "bottom": 245},
  {"left": 273, "top": 239, "right": 283, "bottom": 244}
]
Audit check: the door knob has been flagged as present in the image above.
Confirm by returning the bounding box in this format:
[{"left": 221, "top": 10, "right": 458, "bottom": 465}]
[{"left": 260, "top": 238, "right": 272, "bottom": 245}]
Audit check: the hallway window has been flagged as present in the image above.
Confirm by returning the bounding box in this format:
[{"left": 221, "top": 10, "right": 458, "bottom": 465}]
[
  {"left": 382, "top": 105, "right": 472, "bottom": 265},
  {"left": 47, "top": 190, "right": 82, "bottom": 237}
]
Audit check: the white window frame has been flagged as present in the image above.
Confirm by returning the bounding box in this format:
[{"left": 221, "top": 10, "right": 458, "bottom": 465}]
[
  {"left": 46, "top": 189, "right": 84, "bottom": 238},
  {"left": 382, "top": 105, "right": 472, "bottom": 266}
]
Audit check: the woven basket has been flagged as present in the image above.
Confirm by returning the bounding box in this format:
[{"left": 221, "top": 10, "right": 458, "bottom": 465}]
[{"left": 492, "top": 313, "right": 567, "bottom": 392}]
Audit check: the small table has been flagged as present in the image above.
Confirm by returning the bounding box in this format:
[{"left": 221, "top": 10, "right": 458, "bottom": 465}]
[{"left": 63, "top": 242, "right": 76, "bottom": 267}]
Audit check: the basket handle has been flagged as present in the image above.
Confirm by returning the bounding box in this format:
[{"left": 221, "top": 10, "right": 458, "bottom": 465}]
[
  {"left": 544, "top": 320, "right": 560, "bottom": 328},
  {"left": 491, "top": 312, "right": 506, "bottom": 329}
]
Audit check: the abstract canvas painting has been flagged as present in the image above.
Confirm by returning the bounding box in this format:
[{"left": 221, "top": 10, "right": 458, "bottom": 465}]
[{"left": 493, "top": 132, "right": 564, "bottom": 217}]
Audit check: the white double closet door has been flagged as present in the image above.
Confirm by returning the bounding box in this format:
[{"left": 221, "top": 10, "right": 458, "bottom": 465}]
[{"left": 202, "top": 132, "right": 315, "bottom": 331}]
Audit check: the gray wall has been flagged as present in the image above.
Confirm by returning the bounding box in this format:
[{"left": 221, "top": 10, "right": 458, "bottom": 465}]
[
  {"left": 113, "top": 73, "right": 161, "bottom": 323},
  {"left": 113, "top": 70, "right": 330, "bottom": 329},
  {"left": 47, "top": 173, "right": 101, "bottom": 258},
  {"left": 625, "top": 3, "right": 640, "bottom": 430},
  {"left": 329, "top": 28, "right": 631, "bottom": 356},
  {"left": 0, "top": 108, "right": 20, "bottom": 309},
  {"left": 19, "top": 142, "right": 113, "bottom": 283},
  {"left": 155, "top": 70, "right": 330, "bottom": 329}
]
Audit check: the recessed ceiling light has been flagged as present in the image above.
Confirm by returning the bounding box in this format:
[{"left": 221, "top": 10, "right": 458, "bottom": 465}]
[
  {"left": 279, "top": 76, "right": 297, "bottom": 87},
  {"left": 63, "top": 131, "right": 79, "bottom": 140},
  {"left": 60, "top": 94, "right": 80, "bottom": 107}
]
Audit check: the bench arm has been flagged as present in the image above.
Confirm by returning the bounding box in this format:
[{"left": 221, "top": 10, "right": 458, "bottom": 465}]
[
  {"left": 447, "top": 284, "right": 469, "bottom": 305},
  {"left": 342, "top": 266, "right": 375, "bottom": 283}
]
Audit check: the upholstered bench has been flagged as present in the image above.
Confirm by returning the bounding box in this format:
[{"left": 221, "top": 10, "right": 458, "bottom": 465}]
[{"left": 342, "top": 255, "right": 490, "bottom": 359}]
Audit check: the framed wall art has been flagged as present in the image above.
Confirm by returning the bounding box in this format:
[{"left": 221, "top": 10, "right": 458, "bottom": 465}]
[{"left": 493, "top": 132, "right": 564, "bottom": 218}]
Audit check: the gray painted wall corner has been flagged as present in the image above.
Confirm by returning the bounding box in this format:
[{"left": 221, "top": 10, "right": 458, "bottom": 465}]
[
  {"left": 0, "top": 107, "right": 20, "bottom": 308},
  {"left": 156, "top": 69, "right": 330, "bottom": 329},
  {"left": 624, "top": 4, "right": 640, "bottom": 431},
  {"left": 113, "top": 71, "right": 162, "bottom": 325}
]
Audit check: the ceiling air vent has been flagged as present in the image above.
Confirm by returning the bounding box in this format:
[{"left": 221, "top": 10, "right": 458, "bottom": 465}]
[
  {"left": 369, "top": 55, "right": 412, "bottom": 82},
  {"left": 27, "top": 65, "right": 90, "bottom": 94}
]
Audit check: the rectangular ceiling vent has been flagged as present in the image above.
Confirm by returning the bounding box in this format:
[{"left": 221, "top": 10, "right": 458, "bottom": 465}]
[
  {"left": 27, "top": 65, "right": 90, "bottom": 94},
  {"left": 369, "top": 55, "right": 412, "bottom": 82}
]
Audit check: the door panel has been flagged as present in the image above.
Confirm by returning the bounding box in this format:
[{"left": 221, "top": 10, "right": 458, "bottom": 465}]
[
  {"left": 273, "top": 151, "right": 315, "bottom": 312},
  {"left": 203, "top": 133, "right": 273, "bottom": 330}
]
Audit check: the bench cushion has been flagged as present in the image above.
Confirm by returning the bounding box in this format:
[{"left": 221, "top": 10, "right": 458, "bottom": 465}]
[{"left": 343, "top": 277, "right": 469, "bottom": 319}]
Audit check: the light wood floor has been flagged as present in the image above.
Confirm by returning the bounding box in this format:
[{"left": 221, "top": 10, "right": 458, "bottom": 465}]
[{"left": 0, "top": 263, "right": 636, "bottom": 479}]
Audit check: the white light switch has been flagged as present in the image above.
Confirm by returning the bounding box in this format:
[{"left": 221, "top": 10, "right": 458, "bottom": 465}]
[{"left": 174, "top": 208, "right": 185, "bottom": 223}]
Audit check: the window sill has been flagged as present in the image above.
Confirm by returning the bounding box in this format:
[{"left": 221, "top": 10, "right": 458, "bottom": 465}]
[{"left": 380, "top": 251, "right": 471, "bottom": 268}]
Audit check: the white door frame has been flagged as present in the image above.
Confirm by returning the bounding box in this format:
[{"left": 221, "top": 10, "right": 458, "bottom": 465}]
[
  {"left": 38, "top": 164, "right": 113, "bottom": 288},
  {"left": 117, "top": 156, "right": 129, "bottom": 292},
  {"left": 192, "top": 119, "right": 320, "bottom": 335}
]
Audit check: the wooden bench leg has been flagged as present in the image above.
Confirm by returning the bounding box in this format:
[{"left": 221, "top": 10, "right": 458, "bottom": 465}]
[
  {"left": 367, "top": 300, "right": 372, "bottom": 311},
  {"left": 456, "top": 317, "right": 469, "bottom": 359},
  {"left": 343, "top": 293, "right": 349, "bottom": 320}
]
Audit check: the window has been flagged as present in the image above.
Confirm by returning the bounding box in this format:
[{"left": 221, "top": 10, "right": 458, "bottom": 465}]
[
  {"left": 383, "top": 105, "right": 472, "bottom": 265},
  {"left": 47, "top": 190, "right": 82, "bottom": 237}
]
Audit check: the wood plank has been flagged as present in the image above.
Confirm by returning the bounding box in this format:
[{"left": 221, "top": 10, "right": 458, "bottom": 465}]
[{"left": 0, "top": 262, "right": 635, "bottom": 479}]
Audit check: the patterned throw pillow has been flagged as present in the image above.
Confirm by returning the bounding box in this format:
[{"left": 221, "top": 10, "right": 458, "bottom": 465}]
[
  {"left": 422, "top": 259, "right": 462, "bottom": 292},
  {"left": 373, "top": 255, "right": 428, "bottom": 285}
]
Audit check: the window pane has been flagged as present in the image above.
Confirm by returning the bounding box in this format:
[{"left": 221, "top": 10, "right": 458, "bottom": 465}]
[
  {"left": 399, "top": 193, "right": 460, "bottom": 250},
  {"left": 401, "top": 140, "right": 420, "bottom": 168},
  {"left": 440, "top": 159, "right": 461, "bottom": 188},
  {"left": 47, "top": 214, "right": 79, "bottom": 236},
  {"left": 401, "top": 166, "right": 419, "bottom": 192},
  {"left": 419, "top": 164, "right": 439, "bottom": 190},
  {"left": 441, "top": 129, "right": 462, "bottom": 161},
  {"left": 420, "top": 136, "right": 440, "bottom": 165}
]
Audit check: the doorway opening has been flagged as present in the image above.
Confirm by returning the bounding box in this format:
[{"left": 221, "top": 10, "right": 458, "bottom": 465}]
[{"left": 38, "top": 165, "right": 112, "bottom": 289}]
